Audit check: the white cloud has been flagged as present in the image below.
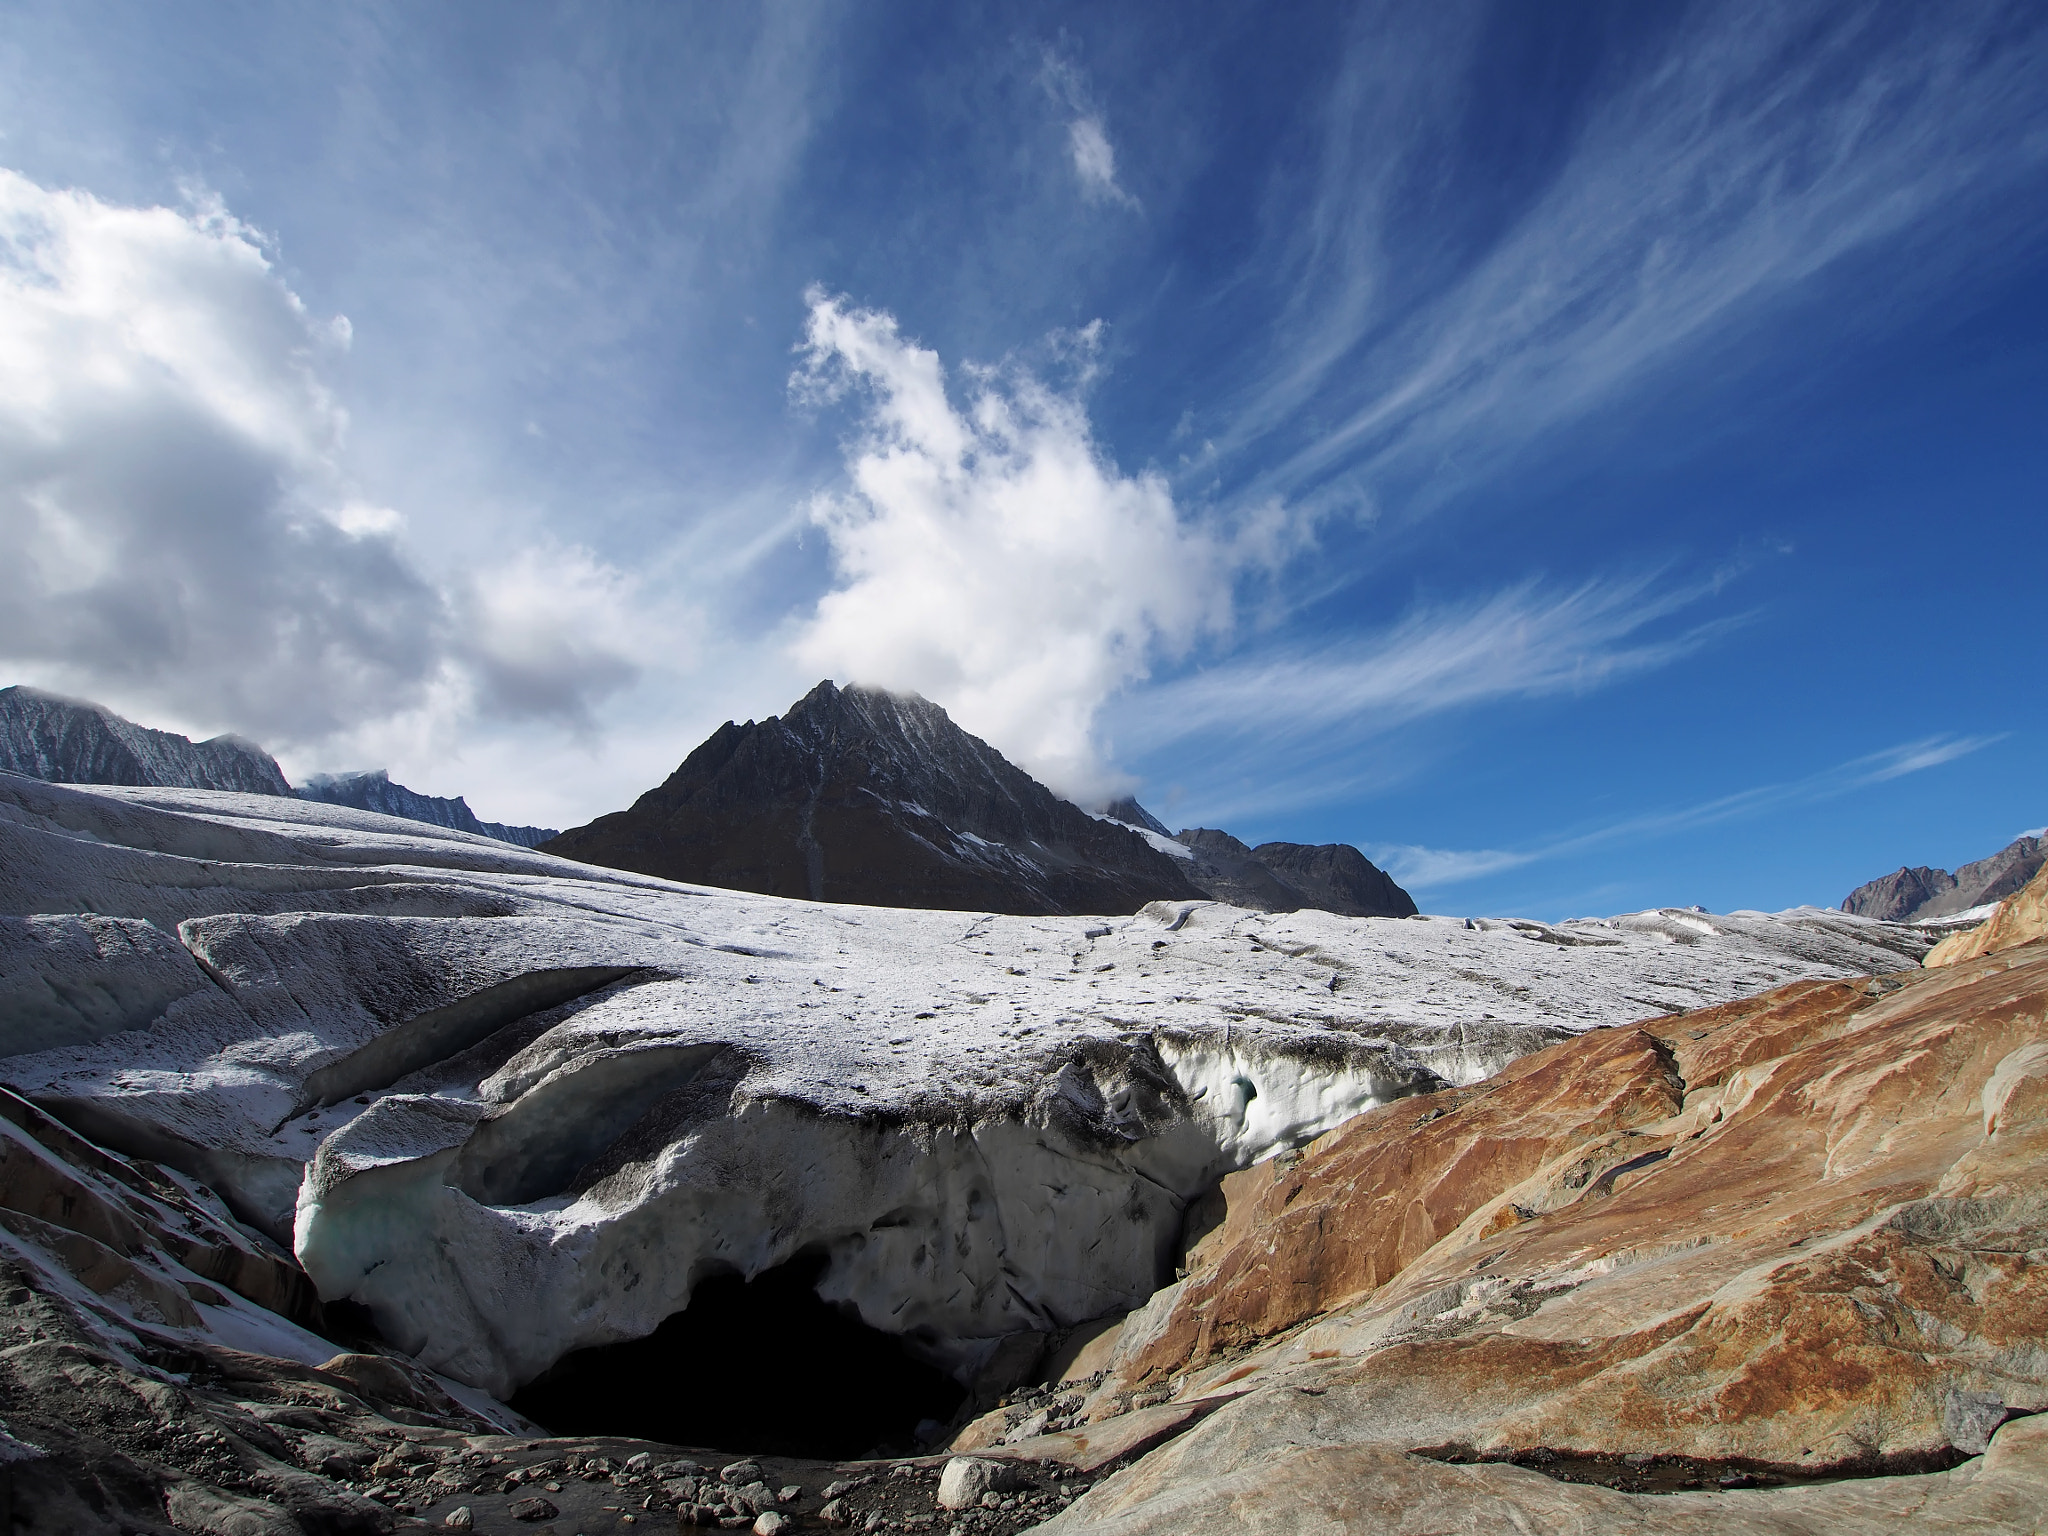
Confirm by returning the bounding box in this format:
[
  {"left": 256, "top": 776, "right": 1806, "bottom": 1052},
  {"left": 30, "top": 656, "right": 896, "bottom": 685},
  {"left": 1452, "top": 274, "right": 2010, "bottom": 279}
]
[
  {"left": 1067, "top": 115, "right": 1136, "bottom": 208},
  {"left": 789, "top": 289, "right": 1238, "bottom": 802},
  {"left": 457, "top": 542, "right": 657, "bottom": 730},
  {"left": 1118, "top": 573, "right": 1733, "bottom": 754},
  {"left": 0, "top": 169, "right": 642, "bottom": 756},
  {"left": 1042, "top": 55, "right": 1138, "bottom": 209},
  {"left": 1222, "top": 2, "right": 2048, "bottom": 513},
  {"left": 1375, "top": 733, "right": 2006, "bottom": 893},
  {"left": 1371, "top": 844, "right": 1537, "bottom": 891}
]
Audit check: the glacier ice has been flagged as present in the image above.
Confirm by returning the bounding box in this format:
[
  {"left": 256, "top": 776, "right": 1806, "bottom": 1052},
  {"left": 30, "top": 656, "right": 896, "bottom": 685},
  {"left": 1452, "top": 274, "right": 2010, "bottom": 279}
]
[{"left": 0, "top": 770, "right": 1938, "bottom": 1402}]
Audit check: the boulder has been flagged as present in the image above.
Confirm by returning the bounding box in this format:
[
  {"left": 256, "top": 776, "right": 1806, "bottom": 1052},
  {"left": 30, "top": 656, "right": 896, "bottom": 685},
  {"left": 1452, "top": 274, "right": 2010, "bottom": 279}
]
[{"left": 938, "top": 1456, "right": 1020, "bottom": 1509}]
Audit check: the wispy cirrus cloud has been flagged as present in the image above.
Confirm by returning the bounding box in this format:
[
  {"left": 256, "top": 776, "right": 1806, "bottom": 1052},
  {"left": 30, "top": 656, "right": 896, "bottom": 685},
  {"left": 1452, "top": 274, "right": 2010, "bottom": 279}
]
[
  {"left": 1218, "top": 0, "right": 2048, "bottom": 516},
  {"left": 1042, "top": 53, "right": 1139, "bottom": 209},
  {"left": 1116, "top": 571, "right": 1738, "bottom": 757},
  {"left": 1375, "top": 733, "right": 2008, "bottom": 893}
]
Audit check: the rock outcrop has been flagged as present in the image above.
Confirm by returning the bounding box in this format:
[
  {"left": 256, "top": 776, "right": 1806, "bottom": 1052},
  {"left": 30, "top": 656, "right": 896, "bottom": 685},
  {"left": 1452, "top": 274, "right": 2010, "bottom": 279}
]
[
  {"left": 297, "top": 769, "right": 558, "bottom": 849},
  {"left": 1234, "top": 839, "right": 1416, "bottom": 918},
  {"left": 1926, "top": 859, "right": 2048, "bottom": 968},
  {"left": 0, "top": 685, "right": 290, "bottom": 796},
  {"left": 1106, "top": 819, "right": 1418, "bottom": 918},
  {"left": 1844, "top": 832, "right": 2045, "bottom": 921},
  {"left": 543, "top": 681, "right": 1207, "bottom": 915},
  {"left": 1165, "top": 829, "right": 1308, "bottom": 913},
  {"left": 996, "top": 936, "right": 2048, "bottom": 1533}
]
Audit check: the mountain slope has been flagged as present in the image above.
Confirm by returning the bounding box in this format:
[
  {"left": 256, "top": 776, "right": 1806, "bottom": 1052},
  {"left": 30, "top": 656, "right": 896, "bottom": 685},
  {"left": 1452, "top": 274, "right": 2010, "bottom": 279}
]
[
  {"left": 297, "top": 769, "right": 558, "bottom": 848},
  {"left": 1247, "top": 840, "right": 1417, "bottom": 918},
  {"left": 1843, "top": 833, "right": 2044, "bottom": 921},
  {"left": 542, "top": 681, "right": 1207, "bottom": 915},
  {"left": 1140, "top": 825, "right": 1417, "bottom": 918},
  {"left": 0, "top": 685, "right": 290, "bottom": 795}
]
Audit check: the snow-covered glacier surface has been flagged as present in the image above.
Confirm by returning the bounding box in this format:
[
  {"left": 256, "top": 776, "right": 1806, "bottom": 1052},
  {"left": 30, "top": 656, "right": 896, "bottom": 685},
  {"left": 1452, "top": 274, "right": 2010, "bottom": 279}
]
[{"left": 0, "top": 773, "right": 1933, "bottom": 1399}]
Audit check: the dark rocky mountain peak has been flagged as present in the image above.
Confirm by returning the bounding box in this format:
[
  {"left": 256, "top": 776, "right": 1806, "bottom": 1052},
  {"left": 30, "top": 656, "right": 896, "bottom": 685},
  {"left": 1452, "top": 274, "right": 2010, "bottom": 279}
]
[
  {"left": 1841, "top": 865, "right": 1958, "bottom": 923},
  {"left": 296, "top": 769, "right": 558, "bottom": 849},
  {"left": 0, "top": 685, "right": 290, "bottom": 796},
  {"left": 1101, "top": 795, "right": 1174, "bottom": 838},
  {"left": 541, "top": 681, "right": 1208, "bottom": 915},
  {"left": 1166, "top": 824, "right": 1416, "bottom": 918},
  {"left": 1251, "top": 841, "right": 1418, "bottom": 918},
  {"left": 1843, "top": 833, "right": 2045, "bottom": 922},
  {"left": 1170, "top": 827, "right": 1310, "bottom": 913}
]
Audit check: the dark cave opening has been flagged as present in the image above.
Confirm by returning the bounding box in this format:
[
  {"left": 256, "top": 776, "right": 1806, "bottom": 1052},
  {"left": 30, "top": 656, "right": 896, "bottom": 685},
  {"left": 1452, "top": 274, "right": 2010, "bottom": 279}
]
[{"left": 508, "top": 1252, "right": 967, "bottom": 1459}]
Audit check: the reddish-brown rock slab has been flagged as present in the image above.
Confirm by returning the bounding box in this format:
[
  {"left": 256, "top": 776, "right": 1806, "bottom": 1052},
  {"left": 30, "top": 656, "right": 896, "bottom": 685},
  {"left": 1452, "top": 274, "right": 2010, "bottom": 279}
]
[{"left": 1052, "top": 939, "right": 2048, "bottom": 1525}]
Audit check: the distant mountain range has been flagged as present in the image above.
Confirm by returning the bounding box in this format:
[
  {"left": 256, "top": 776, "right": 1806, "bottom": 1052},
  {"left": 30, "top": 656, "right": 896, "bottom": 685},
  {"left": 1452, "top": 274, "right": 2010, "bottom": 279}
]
[
  {"left": 1842, "top": 833, "right": 2045, "bottom": 922},
  {"left": 0, "top": 680, "right": 1417, "bottom": 916},
  {"left": 0, "top": 685, "right": 291, "bottom": 796},
  {"left": 0, "top": 686, "right": 553, "bottom": 848},
  {"left": 542, "top": 680, "right": 1417, "bottom": 919},
  {"left": 296, "top": 769, "right": 557, "bottom": 849},
  {"left": 1102, "top": 804, "right": 1417, "bottom": 918}
]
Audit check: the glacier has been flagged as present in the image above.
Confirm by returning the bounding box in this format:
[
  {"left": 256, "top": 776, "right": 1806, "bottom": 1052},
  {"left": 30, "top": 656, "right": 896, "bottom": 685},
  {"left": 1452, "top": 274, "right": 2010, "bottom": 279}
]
[{"left": 0, "top": 771, "right": 1935, "bottom": 1405}]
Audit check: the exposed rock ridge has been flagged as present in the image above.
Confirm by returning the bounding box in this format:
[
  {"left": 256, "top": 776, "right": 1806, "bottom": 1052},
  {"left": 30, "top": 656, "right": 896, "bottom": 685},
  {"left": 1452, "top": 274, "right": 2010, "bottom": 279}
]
[
  {"left": 1844, "top": 832, "right": 2045, "bottom": 921},
  {"left": 297, "top": 769, "right": 558, "bottom": 849},
  {"left": 1019, "top": 938, "right": 2048, "bottom": 1533},
  {"left": 1162, "top": 825, "right": 1416, "bottom": 918},
  {"left": 542, "top": 681, "right": 1207, "bottom": 915},
  {"left": 1925, "top": 858, "right": 2048, "bottom": 968},
  {"left": 0, "top": 685, "right": 290, "bottom": 796}
]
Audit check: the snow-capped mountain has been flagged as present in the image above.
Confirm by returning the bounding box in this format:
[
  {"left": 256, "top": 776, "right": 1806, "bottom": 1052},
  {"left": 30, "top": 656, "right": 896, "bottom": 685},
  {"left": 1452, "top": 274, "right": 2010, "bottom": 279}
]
[
  {"left": 543, "top": 681, "right": 1207, "bottom": 916},
  {"left": 296, "top": 769, "right": 557, "bottom": 848},
  {"left": 0, "top": 685, "right": 291, "bottom": 796}
]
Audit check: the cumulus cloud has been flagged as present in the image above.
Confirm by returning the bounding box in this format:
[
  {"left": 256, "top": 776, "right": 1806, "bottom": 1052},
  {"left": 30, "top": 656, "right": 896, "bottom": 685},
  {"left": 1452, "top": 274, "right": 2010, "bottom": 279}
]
[
  {"left": 789, "top": 289, "right": 1240, "bottom": 801},
  {"left": 0, "top": 169, "right": 639, "bottom": 753}
]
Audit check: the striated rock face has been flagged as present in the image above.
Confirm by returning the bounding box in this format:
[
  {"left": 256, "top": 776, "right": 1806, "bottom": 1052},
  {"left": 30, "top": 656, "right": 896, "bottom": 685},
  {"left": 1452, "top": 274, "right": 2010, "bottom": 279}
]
[
  {"left": 543, "top": 681, "right": 1206, "bottom": 916},
  {"left": 297, "top": 769, "right": 558, "bottom": 848},
  {"left": 1843, "top": 834, "right": 2045, "bottom": 922},
  {"left": 0, "top": 685, "right": 290, "bottom": 795},
  {"left": 1024, "top": 938, "right": 2048, "bottom": 1533}
]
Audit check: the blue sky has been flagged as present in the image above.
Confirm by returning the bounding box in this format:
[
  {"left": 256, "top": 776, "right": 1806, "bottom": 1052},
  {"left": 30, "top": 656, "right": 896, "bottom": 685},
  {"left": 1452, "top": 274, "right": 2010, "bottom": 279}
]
[{"left": 0, "top": 0, "right": 2042, "bottom": 918}]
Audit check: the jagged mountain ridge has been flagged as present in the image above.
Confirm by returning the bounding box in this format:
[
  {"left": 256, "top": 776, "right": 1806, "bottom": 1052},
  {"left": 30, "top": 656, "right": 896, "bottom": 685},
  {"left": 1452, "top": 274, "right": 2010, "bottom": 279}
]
[
  {"left": 296, "top": 769, "right": 558, "bottom": 849},
  {"left": 543, "top": 681, "right": 1207, "bottom": 915},
  {"left": 0, "top": 686, "right": 557, "bottom": 850},
  {"left": 1842, "top": 832, "right": 2045, "bottom": 921},
  {"left": 1098, "top": 814, "right": 1417, "bottom": 919},
  {"left": 0, "top": 684, "right": 291, "bottom": 796}
]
